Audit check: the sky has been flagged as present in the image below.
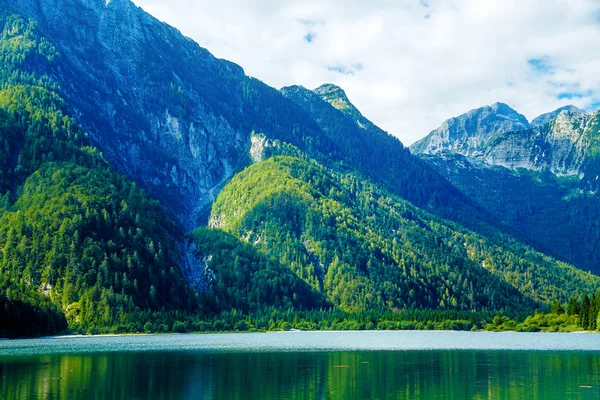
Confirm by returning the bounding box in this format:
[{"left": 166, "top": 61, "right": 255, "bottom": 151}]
[{"left": 133, "top": 0, "right": 600, "bottom": 145}]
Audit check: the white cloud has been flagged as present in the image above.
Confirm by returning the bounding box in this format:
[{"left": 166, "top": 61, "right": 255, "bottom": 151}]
[{"left": 133, "top": 0, "right": 600, "bottom": 145}]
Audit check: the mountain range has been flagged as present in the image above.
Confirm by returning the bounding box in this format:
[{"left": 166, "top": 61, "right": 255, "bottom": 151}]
[
  {"left": 411, "top": 102, "right": 600, "bottom": 274},
  {"left": 1, "top": 0, "right": 599, "bottom": 337}
]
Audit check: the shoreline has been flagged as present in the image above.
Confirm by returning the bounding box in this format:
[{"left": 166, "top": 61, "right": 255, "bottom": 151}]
[{"left": 28, "top": 329, "right": 596, "bottom": 340}]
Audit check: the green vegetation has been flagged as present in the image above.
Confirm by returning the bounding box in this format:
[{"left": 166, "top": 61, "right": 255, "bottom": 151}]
[
  {"left": 0, "top": 11, "right": 199, "bottom": 336},
  {"left": 122, "top": 308, "right": 511, "bottom": 334},
  {"left": 486, "top": 291, "right": 600, "bottom": 332},
  {"left": 210, "top": 156, "right": 600, "bottom": 313},
  {"left": 0, "top": 275, "right": 67, "bottom": 338},
  {"left": 190, "top": 228, "right": 327, "bottom": 312},
  {"left": 281, "top": 86, "right": 502, "bottom": 240},
  {"left": 424, "top": 154, "right": 600, "bottom": 274}
]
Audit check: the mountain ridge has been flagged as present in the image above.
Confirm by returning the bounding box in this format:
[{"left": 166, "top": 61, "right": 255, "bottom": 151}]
[
  {"left": 410, "top": 102, "right": 530, "bottom": 156},
  {"left": 531, "top": 105, "right": 587, "bottom": 127},
  {"left": 415, "top": 101, "right": 600, "bottom": 274}
]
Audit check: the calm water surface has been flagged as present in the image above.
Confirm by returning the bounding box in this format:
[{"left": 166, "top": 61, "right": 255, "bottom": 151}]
[{"left": 1, "top": 331, "right": 599, "bottom": 399}]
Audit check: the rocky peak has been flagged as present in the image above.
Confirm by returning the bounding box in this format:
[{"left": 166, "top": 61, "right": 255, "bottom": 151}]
[
  {"left": 314, "top": 84, "right": 353, "bottom": 111},
  {"left": 279, "top": 85, "right": 314, "bottom": 104},
  {"left": 410, "top": 102, "right": 530, "bottom": 156},
  {"left": 531, "top": 105, "right": 587, "bottom": 127},
  {"left": 475, "top": 108, "right": 596, "bottom": 177},
  {"left": 313, "top": 83, "right": 381, "bottom": 133}
]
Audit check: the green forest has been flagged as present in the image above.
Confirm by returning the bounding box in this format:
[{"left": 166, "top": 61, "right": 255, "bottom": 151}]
[
  {"left": 210, "top": 156, "right": 600, "bottom": 312},
  {"left": 424, "top": 153, "right": 600, "bottom": 275},
  {"left": 1, "top": 5, "right": 600, "bottom": 338},
  {"left": 487, "top": 291, "right": 600, "bottom": 333}
]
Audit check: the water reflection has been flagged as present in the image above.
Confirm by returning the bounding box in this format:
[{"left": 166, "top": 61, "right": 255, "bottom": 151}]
[{"left": 1, "top": 351, "right": 599, "bottom": 399}]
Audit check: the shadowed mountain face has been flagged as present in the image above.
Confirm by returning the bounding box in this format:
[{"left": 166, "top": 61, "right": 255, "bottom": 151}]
[
  {"left": 423, "top": 152, "right": 600, "bottom": 275},
  {"left": 9, "top": 0, "right": 249, "bottom": 229},
  {"left": 7, "top": 0, "right": 346, "bottom": 229}
]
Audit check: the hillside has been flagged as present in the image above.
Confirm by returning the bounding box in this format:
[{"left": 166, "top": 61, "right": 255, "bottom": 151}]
[
  {"left": 209, "top": 156, "right": 600, "bottom": 311},
  {"left": 0, "top": 7, "right": 320, "bottom": 336},
  {"left": 423, "top": 153, "right": 600, "bottom": 274},
  {"left": 280, "top": 85, "right": 505, "bottom": 239},
  {"left": 414, "top": 102, "right": 600, "bottom": 274}
]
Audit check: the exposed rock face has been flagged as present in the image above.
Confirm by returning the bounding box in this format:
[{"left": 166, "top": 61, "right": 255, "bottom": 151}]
[
  {"left": 477, "top": 110, "right": 598, "bottom": 177},
  {"left": 531, "top": 105, "right": 586, "bottom": 127},
  {"left": 413, "top": 100, "right": 600, "bottom": 183},
  {"left": 250, "top": 134, "right": 270, "bottom": 163},
  {"left": 314, "top": 84, "right": 355, "bottom": 112},
  {"left": 410, "top": 103, "right": 530, "bottom": 156},
  {"left": 9, "top": 0, "right": 250, "bottom": 230}
]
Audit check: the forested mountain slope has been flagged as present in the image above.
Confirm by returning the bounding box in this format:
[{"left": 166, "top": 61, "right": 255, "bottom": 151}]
[
  {"left": 0, "top": 7, "right": 320, "bottom": 336},
  {"left": 280, "top": 85, "right": 504, "bottom": 239},
  {"left": 209, "top": 155, "right": 600, "bottom": 312},
  {"left": 423, "top": 153, "right": 600, "bottom": 274},
  {"left": 414, "top": 102, "right": 600, "bottom": 274}
]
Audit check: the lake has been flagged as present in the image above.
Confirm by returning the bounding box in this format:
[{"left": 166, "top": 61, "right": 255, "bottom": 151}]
[{"left": 1, "top": 331, "right": 599, "bottom": 399}]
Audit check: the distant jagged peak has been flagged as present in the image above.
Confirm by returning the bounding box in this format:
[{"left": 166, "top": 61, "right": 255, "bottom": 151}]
[
  {"left": 532, "top": 105, "right": 587, "bottom": 127},
  {"left": 410, "top": 102, "right": 530, "bottom": 156},
  {"left": 462, "top": 102, "right": 528, "bottom": 124}
]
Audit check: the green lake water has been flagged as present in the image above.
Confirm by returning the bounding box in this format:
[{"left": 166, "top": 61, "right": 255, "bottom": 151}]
[{"left": 0, "top": 331, "right": 599, "bottom": 399}]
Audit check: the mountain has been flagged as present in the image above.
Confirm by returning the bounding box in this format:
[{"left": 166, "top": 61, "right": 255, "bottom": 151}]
[
  {"left": 6, "top": 0, "right": 514, "bottom": 240},
  {"left": 531, "top": 105, "right": 586, "bottom": 127},
  {"left": 209, "top": 155, "right": 599, "bottom": 311},
  {"left": 477, "top": 109, "right": 599, "bottom": 178},
  {"left": 423, "top": 153, "right": 600, "bottom": 274},
  {"left": 0, "top": 2, "right": 322, "bottom": 335},
  {"left": 7, "top": 0, "right": 494, "bottom": 235},
  {"left": 6, "top": 0, "right": 349, "bottom": 229},
  {"left": 280, "top": 85, "right": 506, "bottom": 238},
  {"left": 2, "top": 0, "right": 599, "bottom": 336},
  {"left": 410, "top": 102, "right": 531, "bottom": 156},
  {"left": 0, "top": 44, "right": 197, "bottom": 335},
  {"left": 412, "top": 100, "right": 599, "bottom": 183},
  {"left": 313, "top": 83, "right": 376, "bottom": 130},
  {"left": 415, "top": 101, "right": 600, "bottom": 274}
]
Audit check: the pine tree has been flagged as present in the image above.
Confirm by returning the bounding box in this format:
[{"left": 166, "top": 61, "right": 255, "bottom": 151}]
[{"left": 581, "top": 294, "right": 591, "bottom": 330}]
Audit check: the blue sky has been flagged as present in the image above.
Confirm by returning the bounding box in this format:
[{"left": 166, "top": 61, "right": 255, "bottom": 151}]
[{"left": 135, "top": 0, "right": 600, "bottom": 145}]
